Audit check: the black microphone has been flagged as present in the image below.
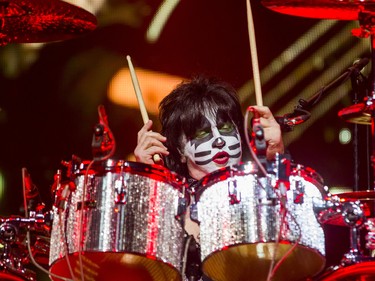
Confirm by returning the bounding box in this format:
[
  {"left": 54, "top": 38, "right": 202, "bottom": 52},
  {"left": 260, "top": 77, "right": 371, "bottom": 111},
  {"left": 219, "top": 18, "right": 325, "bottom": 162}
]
[
  {"left": 347, "top": 57, "right": 369, "bottom": 75},
  {"left": 275, "top": 111, "right": 311, "bottom": 132},
  {"left": 275, "top": 58, "right": 368, "bottom": 133}
]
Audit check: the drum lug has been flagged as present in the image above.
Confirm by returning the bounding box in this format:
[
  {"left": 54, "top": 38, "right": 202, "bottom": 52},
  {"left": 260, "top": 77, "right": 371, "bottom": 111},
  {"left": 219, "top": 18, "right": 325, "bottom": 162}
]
[
  {"left": 55, "top": 181, "right": 76, "bottom": 210},
  {"left": 114, "top": 176, "right": 127, "bottom": 204},
  {"left": 176, "top": 197, "right": 188, "bottom": 218},
  {"left": 228, "top": 179, "right": 241, "bottom": 204},
  {"left": 293, "top": 179, "right": 305, "bottom": 204},
  {"left": 189, "top": 203, "right": 198, "bottom": 222},
  {"left": 275, "top": 153, "right": 291, "bottom": 191}
]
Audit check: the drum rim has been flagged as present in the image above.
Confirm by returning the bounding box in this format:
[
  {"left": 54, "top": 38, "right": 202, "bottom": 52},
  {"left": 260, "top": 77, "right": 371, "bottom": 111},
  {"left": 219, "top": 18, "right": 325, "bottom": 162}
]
[
  {"left": 194, "top": 161, "right": 257, "bottom": 198},
  {"left": 49, "top": 250, "right": 183, "bottom": 281},
  {"left": 70, "top": 159, "right": 187, "bottom": 189},
  {"left": 201, "top": 241, "right": 326, "bottom": 280},
  {"left": 194, "top": 161, "right": 326, "bottom": 201}
]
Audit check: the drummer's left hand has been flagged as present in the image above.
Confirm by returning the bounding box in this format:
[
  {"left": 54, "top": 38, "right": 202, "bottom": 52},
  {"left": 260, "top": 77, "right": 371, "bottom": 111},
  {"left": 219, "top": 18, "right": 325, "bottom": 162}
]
[{"left": 249, "top": 105, "right": 284, "bottom": 160}]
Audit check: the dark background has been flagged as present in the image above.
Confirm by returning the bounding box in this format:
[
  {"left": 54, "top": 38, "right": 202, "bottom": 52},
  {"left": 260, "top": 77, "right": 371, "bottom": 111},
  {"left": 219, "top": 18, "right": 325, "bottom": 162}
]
[{"left": 0, "top": 0, "right": 372, "bottom": 278}]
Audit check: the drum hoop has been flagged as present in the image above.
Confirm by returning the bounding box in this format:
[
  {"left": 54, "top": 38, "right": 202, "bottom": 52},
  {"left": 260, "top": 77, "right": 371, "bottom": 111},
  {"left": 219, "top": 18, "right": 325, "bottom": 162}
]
[
  {"left": 73, "top": 160, "right": 187, "bottom": 191},
  {"left": 194, "top": 161, "right": 326, "bottom": 200},
  {"left": 194, "top": 161, "right": 258, "bottom": 200}
]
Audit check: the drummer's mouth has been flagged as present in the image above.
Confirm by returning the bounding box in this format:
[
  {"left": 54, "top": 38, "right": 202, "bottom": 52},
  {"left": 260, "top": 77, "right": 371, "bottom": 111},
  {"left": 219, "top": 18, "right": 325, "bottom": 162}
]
[{"left": 212, "top": 151, "right": 229, "bottom": 164}]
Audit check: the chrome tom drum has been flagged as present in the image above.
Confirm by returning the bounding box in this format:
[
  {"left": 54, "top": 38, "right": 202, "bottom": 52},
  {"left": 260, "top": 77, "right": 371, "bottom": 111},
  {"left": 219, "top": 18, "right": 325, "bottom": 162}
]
[
  {"left": 49, "top": 160, "right": 187, "bottom": 281},
  {"left": 194, "top": 161, "right": 326, "bottom": 281}
]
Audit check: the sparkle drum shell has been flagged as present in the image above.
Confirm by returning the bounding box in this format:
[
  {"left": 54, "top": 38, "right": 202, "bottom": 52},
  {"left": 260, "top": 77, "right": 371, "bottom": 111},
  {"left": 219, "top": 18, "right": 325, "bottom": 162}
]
[
  {"left": 49, "top": 160, "right": 187, "bottom": 281},
  {"left": 194, "top": 162, "right": 326, "bottom": 281}
]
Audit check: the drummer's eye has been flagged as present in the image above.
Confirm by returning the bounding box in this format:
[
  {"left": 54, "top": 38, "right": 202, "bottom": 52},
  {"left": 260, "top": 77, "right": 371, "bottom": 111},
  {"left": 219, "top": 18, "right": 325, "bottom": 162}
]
[
  {"left": 218, "top": 122, "right": 234, "bottom": 133},
  {"left": 194, "top": 128, "right": 210, "bottom": 139}
]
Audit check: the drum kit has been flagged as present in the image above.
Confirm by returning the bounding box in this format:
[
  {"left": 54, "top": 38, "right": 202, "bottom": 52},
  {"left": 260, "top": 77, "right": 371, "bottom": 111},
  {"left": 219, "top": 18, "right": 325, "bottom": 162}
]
[{"left": 3, "top": 0, "right": 375, "bottom": 280}]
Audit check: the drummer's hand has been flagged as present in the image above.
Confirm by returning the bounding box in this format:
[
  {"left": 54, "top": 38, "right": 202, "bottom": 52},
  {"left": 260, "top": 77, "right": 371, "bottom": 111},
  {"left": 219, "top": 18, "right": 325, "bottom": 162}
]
[
  {"left": 249, "top": 105, "right": 284, "bottom": 160},
  {"left": 134, "top": 120, "right": 169, "bottom": 165}
]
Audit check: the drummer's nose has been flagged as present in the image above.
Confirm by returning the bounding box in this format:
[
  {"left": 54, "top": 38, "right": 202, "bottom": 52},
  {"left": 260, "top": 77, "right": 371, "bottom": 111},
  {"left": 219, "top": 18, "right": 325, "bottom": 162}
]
[{"left": 212, "top": 128, "right": 225, "bottom": 148}]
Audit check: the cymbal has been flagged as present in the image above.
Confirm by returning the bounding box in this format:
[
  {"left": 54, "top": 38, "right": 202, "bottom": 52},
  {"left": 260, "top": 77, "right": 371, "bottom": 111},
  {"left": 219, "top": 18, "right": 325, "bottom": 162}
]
[
  {"left": 325, "top": 191, "right": 375, "bottom": 226},
  {"left": 338, "top": 103, "right": 372, "bottom": 125},
  {"left": 338, "top": 190, "right": 375, "bottom": 200},
  {"left": 339, "top": 190, "right": 375, "bottom": 217},
  {"left": 261, "top": 0, "right": 375, "bottom": 20},
  {"left": 0, "top": 0, "right": 97, "bottom": 45}
]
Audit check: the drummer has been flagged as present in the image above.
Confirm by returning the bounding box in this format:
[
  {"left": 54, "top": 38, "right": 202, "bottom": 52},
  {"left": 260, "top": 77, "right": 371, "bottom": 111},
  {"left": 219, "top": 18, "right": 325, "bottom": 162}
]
[
  {"left": 133, "top": 75, "right": 284, "bottom": 279},
  {"left": 134, "top": 75, "right": 284, "bottom": 181}
]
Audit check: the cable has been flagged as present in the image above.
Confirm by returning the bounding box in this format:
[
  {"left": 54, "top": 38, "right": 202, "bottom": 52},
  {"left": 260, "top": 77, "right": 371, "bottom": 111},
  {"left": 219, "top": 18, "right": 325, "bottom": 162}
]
[{"left": 266, "top": 196, "right": 302, "bottom": 281}]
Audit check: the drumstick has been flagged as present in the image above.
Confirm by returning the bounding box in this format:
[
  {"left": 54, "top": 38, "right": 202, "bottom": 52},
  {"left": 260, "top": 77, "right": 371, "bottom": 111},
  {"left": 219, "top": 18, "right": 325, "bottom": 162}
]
[
  {"left": 126, "top": 55, "right": 162, "bottom": 164},
  {"left": 126, "top": 55, "right": 150, "bottom": 124},
  {"left": 246, "top": 0, "right": 263, "bottom": 106}
]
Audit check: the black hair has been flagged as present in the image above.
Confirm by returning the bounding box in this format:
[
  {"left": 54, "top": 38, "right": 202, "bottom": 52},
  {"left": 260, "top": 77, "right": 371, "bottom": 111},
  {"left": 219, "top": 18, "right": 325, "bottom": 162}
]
[{"left": 159, "top": 76, "right": 248, "bottom": 177}]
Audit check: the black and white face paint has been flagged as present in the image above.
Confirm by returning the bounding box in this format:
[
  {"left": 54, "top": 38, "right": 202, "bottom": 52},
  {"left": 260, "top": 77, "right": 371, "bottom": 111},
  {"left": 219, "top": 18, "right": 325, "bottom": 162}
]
[{"left": 181, "top": 109, "right": 242, "bottom": 180}]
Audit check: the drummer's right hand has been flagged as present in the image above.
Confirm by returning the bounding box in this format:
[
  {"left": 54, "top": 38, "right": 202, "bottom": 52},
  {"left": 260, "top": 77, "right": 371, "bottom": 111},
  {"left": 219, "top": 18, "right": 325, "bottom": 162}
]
[{"left": 134, "top": 120, "right": 169, "bottom": 165}]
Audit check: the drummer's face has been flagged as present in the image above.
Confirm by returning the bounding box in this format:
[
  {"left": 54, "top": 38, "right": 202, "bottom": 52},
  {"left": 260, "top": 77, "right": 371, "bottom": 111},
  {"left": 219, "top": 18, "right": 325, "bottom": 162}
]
[{"left": 181, "top": 109, "right": 241, "bottom": 180}]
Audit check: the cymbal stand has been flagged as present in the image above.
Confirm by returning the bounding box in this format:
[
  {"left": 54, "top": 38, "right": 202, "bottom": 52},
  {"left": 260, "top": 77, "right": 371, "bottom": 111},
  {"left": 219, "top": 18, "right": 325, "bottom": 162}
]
[
  {"left": 339, "top": 200, "right": 369, "bottom": 265},
  {"left": 344, "top": 11, "right": 375, "bottom": 263},
  {"left": 314, "top": 195, "right": 370, "bottom": 264},
  {"left": 354, "top": 11, "right": 375, "bottom": 191}
]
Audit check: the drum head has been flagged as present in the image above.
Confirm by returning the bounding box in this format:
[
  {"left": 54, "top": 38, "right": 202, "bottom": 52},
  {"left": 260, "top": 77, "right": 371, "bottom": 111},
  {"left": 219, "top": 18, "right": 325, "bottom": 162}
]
[
  {"left": 50, "top": 252, "right": 181, "bottom": 281},
  {"left": 202, "top": 243, "right": 325, "bottom": 281}
]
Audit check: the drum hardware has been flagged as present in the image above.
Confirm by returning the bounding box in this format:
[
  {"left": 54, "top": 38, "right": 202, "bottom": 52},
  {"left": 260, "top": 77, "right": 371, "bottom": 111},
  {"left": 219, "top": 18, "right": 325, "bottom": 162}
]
[
  {"left": 228, "top": 170, "right": 241, "bottom": 205},
  {"left": 277, "top": 57, "right": 369, "bottom": 127},
  {"left": 176, "top": 195, "right": 188, "bottom": 220},
  {"left": 0, "top": 0, "right": 97, "bottom": 46},
  {"left": 313, "top": 193, "right": 375, "bottom": 271},
  {"left": 313, "top": 196, "right": 375, "bottom": 280},
  {"left": 0, "top": 214, "right": 52, "bottom": 281},
  {"left": 91, "top": 105, "right": 116, "bottom": 162},
  {"left": 289, "top": 178, "right": 302, "bottom": 204},
  {"left": 52, "top": 175, "right": 76, "bottom": 211},
  {"left": 114, "top": 166, "right": 127, "bottom": 204}
]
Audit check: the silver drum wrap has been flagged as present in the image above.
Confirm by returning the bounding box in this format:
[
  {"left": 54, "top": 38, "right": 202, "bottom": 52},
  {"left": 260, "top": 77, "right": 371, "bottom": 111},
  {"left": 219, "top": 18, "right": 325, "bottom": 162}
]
[
  {"left": 49, "top": 160, "right": 186, "bottom": 275},
  {"left": 196, "top": 163, "right": 326, "bottom": 262}
]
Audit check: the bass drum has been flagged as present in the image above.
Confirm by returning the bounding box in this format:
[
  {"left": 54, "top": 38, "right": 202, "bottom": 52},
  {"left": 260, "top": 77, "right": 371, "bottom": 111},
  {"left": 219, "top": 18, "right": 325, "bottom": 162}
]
[
  {"left": 0, "top": 272, "right": 28, "bottom": 281},
  {"left": 0, "top": 273, "right": 27, "bottom": 281},
  {"left": 315, "top": 262, "right": 375, "bottom": 280},
  {"left": 194, "top": 161, "right": 326, "bottom": 281},
  {"left": 49, "top": 160, "right": 187, "bottom": 281}
]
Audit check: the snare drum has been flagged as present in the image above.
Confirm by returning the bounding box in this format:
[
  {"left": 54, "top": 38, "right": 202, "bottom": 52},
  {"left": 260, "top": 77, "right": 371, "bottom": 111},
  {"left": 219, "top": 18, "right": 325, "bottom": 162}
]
[
  {"left": 49, "top": 160, "right": 187, "bottom": 281},
  {"left": 194, "top": 162, "right": 326, "bottom": 281}
]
